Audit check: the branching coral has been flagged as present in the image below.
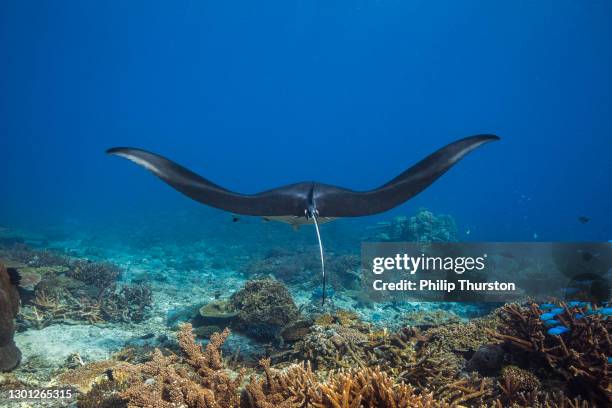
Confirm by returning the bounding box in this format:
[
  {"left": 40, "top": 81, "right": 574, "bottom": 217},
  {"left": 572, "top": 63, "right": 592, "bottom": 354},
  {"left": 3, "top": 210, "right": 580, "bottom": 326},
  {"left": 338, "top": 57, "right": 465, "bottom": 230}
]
[
  {"left": 57, "top": 360, "right": 125, "bottom": 393},
  {"left": 242, "top": 359, "right": 447, "bottom": 408},
  {"left": 117, "top": 324, "right": 245, "bottom": 408},
  {"left": 491, "top": 302, "right": 611, "bottom": 406},
  {"left": 17, "top": 260, "right": 151, "bottom": 327},
  {"left": 101, "top": 283, "right": 152, "bottom": 323},
  {"left": 68, "top": 260, "right": 122, "bottom": 293},
  {"left": 1, "top": 243, "right": 70, "bottom": 267},
  {"left": 19, "top": 287, "right": 104, "bottom": 328}
]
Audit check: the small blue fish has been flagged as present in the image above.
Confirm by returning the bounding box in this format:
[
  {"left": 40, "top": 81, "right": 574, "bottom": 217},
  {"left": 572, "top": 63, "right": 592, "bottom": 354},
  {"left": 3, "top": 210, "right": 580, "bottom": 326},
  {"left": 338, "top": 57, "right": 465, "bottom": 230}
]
[
  {"left": 547, "top": 326, "right": 570, "bottom": 336},
  {"left": 575, "top": 313, "right": 585, "bottom": 319},
  {"left": 543, "top": 319, "right": 560, "bottom": 327},
  {"left": 540, "top": 313, "right": 555, "bottom": 321},
  {"left": 539, "top": 303, "right": 556, "bottom": 310},
  {"left": 567, "top": 301, "right": 583, "bottom": 307},
  {"left": 608, "top": 357, "right": 612, "bottom": 364},
  {"left": 601, "top": 307, "right": 612, "bottom": 316},
  {"left": 550, "top": 308, "right": 564, "bottom": 315}
]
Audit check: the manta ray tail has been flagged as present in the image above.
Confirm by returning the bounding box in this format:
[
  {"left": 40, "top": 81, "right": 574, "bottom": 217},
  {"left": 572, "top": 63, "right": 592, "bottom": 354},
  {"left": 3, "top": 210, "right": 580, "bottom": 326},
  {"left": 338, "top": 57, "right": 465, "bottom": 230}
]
[{"left": 312, "top": 213, "right": 326, "bottom": 305}]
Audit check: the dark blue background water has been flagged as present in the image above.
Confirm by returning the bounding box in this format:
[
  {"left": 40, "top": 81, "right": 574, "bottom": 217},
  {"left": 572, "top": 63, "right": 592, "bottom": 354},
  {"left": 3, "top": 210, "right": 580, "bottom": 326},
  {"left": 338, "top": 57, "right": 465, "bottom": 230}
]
[{"left": 1, "top": 1, "right": 610, "bottom": 242}]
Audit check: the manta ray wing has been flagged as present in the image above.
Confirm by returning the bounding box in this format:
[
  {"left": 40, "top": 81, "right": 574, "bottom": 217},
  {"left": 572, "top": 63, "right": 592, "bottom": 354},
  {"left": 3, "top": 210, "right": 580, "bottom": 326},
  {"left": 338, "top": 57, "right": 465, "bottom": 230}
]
[
  {"left": 106, "top": 147, "right": 308, "bottom": 216},
  {"left": 313, "top": 134, "right": 500, "bottom": 217}
]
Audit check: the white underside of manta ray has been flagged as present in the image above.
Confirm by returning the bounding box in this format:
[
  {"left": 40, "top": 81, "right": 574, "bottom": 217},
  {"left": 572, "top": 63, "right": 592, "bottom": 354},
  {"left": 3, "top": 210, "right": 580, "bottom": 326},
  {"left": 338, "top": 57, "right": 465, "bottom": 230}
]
[{"left": 107, "top": 134, "right": 500, "bottom": 304}]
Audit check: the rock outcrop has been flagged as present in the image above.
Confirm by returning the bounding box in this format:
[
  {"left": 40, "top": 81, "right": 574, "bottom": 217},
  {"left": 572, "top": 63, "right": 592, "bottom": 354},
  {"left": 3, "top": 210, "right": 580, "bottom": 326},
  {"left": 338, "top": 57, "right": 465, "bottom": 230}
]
[{"left": 0, "top": 262, "right": 21, "bottom": 371}]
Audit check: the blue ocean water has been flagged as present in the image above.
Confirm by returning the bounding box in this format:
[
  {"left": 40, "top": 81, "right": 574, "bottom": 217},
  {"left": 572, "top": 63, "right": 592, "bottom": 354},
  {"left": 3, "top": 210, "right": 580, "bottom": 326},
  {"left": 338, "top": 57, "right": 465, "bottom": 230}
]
[{"left": 1, "top": 1, "right": 610, "bottom": 243}]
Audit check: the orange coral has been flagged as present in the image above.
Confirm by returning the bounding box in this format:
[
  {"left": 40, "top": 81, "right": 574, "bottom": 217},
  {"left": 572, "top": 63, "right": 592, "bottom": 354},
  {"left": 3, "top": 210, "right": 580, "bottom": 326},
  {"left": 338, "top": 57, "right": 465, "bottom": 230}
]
[
  {"left": 119, "top": 324, "right": 244, "bottom": 408},
  {"left": 242, "top": 359, "right": 447, "bottom": 408}
]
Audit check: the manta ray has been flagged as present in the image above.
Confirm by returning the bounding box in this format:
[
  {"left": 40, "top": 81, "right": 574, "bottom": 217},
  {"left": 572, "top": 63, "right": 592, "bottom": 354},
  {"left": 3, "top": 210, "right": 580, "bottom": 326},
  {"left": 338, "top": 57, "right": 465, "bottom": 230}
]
[{"left": 107, "top": 134, "right": 499, "bottom": 304}]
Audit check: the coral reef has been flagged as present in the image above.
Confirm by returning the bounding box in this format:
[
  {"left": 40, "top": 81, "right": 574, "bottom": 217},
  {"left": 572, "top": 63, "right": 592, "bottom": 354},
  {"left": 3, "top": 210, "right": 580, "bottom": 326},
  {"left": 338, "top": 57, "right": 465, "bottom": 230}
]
[
  {"left": 242, "top": 358, "right": 446, "bottom": 408},
  {"left": 491, "top": 302, "right": 611, "bottom": 406},
  {"left": 57, "top": 359, "right": 125, "bottom": 393},
  {"left": 229, "top": 278, "right": 299, "bottom": 342},
  {"left": 368, "top": 209, "right": 457, "bottom": 242},
  {"left": 0, "top": 243, "right": 71, "bottom": 268},
  {"left": 76, "top": 324, "right": 245, "bottom": 408},
  {"left": 243, "top": 251, "right": 360, "bottom": 291},
  {"left": 101, "top": 283, "right": 153, "bottom": 323},
  {"left": 0, "top": 263, "right": 21, "bottom": 371},
  {"left": 69, "top": 313, "right": 600, "bottom": 408},
  {"left": 11, "top": 255, "right": 153, "bottom": 328},
  {"left": 77, "top": 325, "right": 447, "bottom": 408},
  {"left": 67, "top": 260, "right": 122, "bottom": 294},
  {"left": 290, "top": 324, "right": 369, "bottom": 370}
]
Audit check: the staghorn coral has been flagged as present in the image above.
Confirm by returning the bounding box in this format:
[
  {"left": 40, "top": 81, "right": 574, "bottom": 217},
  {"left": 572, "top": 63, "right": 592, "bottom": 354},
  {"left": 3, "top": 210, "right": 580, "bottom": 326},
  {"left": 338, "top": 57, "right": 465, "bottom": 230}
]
[
  {"left": 491, "top": 302, "right": 611, "bottom": 406},
  {"left": 101, "top": 283, "right": 152, "bottom": 323},
  {"left": 420, "top": 312, "right": 501, "bottom": 355},
  {"left": 74, "top": 317, "right": 597, "bottom": 408},
  {"left": 118, "top": 323, "right": 245, "bottom": 408},
  {"left": 16, "top": 258, "right": 151, "bottom": 327},
  {"left": 397, "top": 344, "right": 462, "bottom": 393},
  {"left": 242, "top": 358, "right": 447, "bottom": 408},
  {"left": 57, "top": 360, "right": 126, "bottom": 393},
  {"left": 314, "top": 366, "right": 446, "bottom": 408},
  {"left": 19, "top": 287, "right": 105, "bottom": 328},
  {"left": 241, "top": 358, "right": 308, "bottom": 408},
  {"left": 68, "top": 260, "right": 122, "bottom": 292},
  {"left": 230, "top": 278, "right": 299, "bottom": 342}
]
